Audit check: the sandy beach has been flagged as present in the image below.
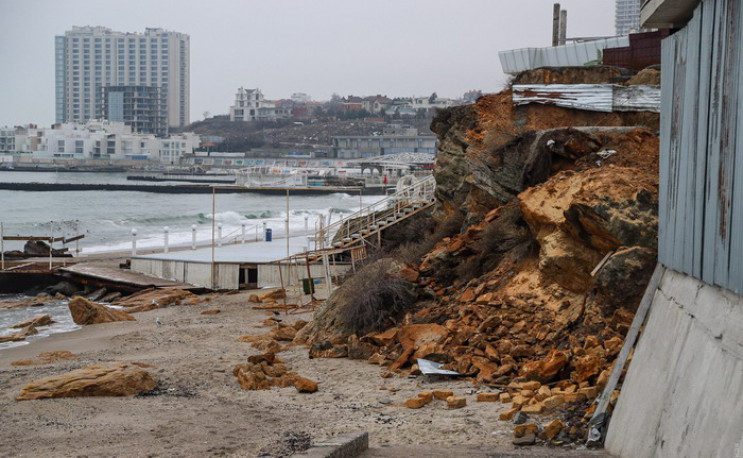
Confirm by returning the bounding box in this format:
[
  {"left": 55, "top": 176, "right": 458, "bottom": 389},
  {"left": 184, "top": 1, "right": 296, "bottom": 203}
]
[{"left": 0, "top": 288, "right": 558, "bottom": 458}]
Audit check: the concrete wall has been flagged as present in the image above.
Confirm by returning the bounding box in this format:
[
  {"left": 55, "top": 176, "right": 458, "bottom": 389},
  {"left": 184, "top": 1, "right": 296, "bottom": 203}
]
[{"left": 605, "top": 268, "right": 743, "bottom": 457}]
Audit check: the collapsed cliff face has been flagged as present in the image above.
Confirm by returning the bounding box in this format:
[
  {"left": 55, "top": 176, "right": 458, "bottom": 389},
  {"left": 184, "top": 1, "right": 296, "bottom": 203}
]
[{"left": 299, "top": 70, "right": 660, "bottom": 397}]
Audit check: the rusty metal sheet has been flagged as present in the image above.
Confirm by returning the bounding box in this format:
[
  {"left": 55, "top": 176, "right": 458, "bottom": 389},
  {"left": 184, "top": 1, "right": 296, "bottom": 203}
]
[{"left": 512, "top": 84, "right": 660, "bottom": 113}]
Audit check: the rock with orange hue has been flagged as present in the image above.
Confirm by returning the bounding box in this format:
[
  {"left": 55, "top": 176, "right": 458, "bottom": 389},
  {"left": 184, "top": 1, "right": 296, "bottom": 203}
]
[
  {"left": 541, "top": 418, "right": 564, "bottom": 440},
  {"left": 513, "top": 423, "right": 539, "bottom": 438},
  {"left": 17, "top": 362, "right": 156, "bottom": 400},
  {"left": 571, "top": 354, "right": 605, "bottom": 383},
  {"left": 434, "top": 389, "right": 454, "bottom": 400},
  {"left": 113, "top": 288, "right": 200, "bottom": 310},
  {"left": 519, "top": 349, "right": 569, "bottom": 383},
  {"left": 270, "top": 324, "right": 297, "bottom": 342},
  {"left": 604, "top": 336, "right": 624, "bottom": 357},
  {"left": 476, "top": 393, "right": 499, "bottom": 402},
  {"left": 418, "top": 391, "right": 434, "bottom": 403},
  {"left": 500, "top": 407, "right": 520, "bottom": 421},
  {"left": 405, "top": 397, "right": 427, "bottom": 409},
  {"left": 0, "top": 325, "right": 38, "bottom": 343},
  {"left": 68, "top": 296, "right": 135, "bottom": 325},
  {"left": 294, "top": 376, "right": 318, "bottom": 393},
  {"left": 396, "top": 324, "right": 449, "bottom": 354},
  {"left": 201, "top": 309, "right": 220, "bottom": 315},
  {"left": 446, "top": 396, "right": 467, "bottom": 409},
  {"left": 398, "top": 267, "right": 420, "bottom": 283},
  {"left": 11, "top": 351, "right": 78, "bottom": 366},
  {"left": 10, "top": 314, "right": 55, "bottom": 329}
]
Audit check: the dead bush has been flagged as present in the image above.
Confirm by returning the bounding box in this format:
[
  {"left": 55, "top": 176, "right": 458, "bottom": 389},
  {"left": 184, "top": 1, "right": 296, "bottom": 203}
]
[{"left": 337, "top": 259, "right": 416, "bottom": 335}]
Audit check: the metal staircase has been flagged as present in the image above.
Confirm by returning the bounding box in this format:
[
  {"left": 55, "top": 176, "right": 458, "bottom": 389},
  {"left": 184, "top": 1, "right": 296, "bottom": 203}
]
[{"left": 315, "top": 175, "right": 436, "bottom": 251}]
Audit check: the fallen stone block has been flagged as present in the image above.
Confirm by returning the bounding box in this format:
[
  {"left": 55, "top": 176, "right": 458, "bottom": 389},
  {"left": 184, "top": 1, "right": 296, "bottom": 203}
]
[
  {"left": 543, "top": 394, "right": 566, "bottom": 409},
  {"left": 499, "top": 407, "right": 520, "bottom": 421},
  {"left": 405, "top": 397, "right": 427, "bottom": 409},
  {"left": 9, "top": 314, "right": 55, "bottom": 329},
  {"left": 17, "top": 362, "right": 156, "bottom": 400},
  {"left": 433, "top": 389, "right": 454, "bottom": 400},
  {"left": 521, "top": 403, "right": 545, "bottom": 414},
  {"left": 294, "top": 376, "right": 318, "bottom": 393},
  {"left": 541, "top": 418, "right": 564, "bottom": 440},
  {"left": 446, "top": 396, "right": 467, "bottom": 409},
  {"left": 417, "top": 391, "right": 434, "bottom": 404},
  {"left": 513, "top": 423, "right": 539, "bottom": 438},
  {"left": 499, "top": 392, "right": 512, "bottom": 403},
  {"left": 476, "top": 393, "right": 499, "bottom": 402}
]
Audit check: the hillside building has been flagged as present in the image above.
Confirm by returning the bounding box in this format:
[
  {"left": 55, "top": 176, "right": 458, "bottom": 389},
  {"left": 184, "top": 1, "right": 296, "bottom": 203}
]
[
  {"left": 55, "top": 26, "right": 190, "bottom": 131},
  {"left": 331, "top": 124, "right": 437, "bottom": 159}
]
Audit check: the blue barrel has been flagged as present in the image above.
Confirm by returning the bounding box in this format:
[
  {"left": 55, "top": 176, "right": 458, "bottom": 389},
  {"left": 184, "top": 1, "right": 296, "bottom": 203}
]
[{"left": 265, "top": 228, "right": 272, "bottom": 242}]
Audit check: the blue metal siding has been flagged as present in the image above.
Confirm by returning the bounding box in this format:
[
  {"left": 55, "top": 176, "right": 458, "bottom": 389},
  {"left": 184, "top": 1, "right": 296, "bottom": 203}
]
[{"left": 660, "top": 0, "right": 743, "bottom": 295}]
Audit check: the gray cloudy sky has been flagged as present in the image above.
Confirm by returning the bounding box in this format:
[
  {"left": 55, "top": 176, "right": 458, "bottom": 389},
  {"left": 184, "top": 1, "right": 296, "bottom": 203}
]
[{"left": 0, "top": 0, "right": 616, "bottom": 127}]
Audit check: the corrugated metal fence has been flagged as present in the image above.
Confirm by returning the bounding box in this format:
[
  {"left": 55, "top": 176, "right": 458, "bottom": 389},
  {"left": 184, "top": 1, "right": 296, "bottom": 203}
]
[{"left": 659, "top": 0, "right": 743, "bottom": 295}]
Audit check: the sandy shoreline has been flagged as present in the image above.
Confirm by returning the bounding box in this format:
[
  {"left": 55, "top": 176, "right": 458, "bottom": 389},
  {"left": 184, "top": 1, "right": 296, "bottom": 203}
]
[{"left": 0, "top": 287, "right": 547, "bottom": 458}]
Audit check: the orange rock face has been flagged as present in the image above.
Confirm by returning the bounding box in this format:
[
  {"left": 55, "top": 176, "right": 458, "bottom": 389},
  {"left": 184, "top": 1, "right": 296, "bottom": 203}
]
[
  {"left": 68, "top": 296, "right": 136, "bottom": 325},
  {"left": 17, "top": 362, "right": 156, "bottom": 400}
]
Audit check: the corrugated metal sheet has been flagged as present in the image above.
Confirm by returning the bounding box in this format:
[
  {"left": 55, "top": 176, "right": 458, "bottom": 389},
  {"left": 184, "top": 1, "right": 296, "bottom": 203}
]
[
  {"left": 659, "top": 0, "right": 743, "bottom": 295},
  {"left": 499, "top": 37, "right": 630, "bottom": 74},
  {"left": 512, "top": 84, "right": 660, "bottom": 113}
]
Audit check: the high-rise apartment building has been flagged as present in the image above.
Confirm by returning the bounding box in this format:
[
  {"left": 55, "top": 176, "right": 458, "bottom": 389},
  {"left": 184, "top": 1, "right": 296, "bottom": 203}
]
[
  {"left": 615, "top": 0, "right": 641, "bottom": 35},
  {"left": 55, "top": 26, "right": 189, "bottom": 132}
]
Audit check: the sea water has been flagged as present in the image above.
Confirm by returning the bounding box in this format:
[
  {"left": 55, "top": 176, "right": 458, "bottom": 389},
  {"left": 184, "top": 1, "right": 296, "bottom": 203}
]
[
  {"left": 0, "top": 171, "right": 380, "bottom": 254},
  {"left": 0, "top": 170, "right": 382, "bottom": 350}
]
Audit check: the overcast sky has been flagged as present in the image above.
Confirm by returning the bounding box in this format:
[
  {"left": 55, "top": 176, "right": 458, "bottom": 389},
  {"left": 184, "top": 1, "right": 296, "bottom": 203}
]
[{"left": 0, "top": 0, "right": 616, "bottom": 127}]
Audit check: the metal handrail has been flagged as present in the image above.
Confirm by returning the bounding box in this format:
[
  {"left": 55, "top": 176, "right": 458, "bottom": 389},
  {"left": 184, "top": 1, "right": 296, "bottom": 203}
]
[{"left": 319, "top": 175, "right": 435, "bottom": 244}]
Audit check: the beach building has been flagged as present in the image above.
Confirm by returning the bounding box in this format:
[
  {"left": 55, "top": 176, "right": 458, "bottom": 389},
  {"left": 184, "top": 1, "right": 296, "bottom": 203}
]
[
  {"left": 129, "top": 236, "right": 349, "bottom": 290},
  {"left": 55, "top": 26, "right": 190, "bottom": 130}
]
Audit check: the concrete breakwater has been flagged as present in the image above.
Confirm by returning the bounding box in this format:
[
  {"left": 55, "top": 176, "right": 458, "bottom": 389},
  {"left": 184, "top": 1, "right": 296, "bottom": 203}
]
[{"left": 0, "top": 182, "right": 389, "bottom": 195}]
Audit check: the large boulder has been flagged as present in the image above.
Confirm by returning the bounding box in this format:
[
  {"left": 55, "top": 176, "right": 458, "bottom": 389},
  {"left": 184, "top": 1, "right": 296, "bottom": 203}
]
[
  {"left": 68, "top": 296, "right": 136, "bottom": 325},
  {"left": 17, "top": 362, "right": 157, "bottom": 400}
]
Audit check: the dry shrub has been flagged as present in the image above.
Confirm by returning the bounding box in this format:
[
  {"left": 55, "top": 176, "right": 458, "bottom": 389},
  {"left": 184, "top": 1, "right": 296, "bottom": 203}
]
[{"left": 337, "top": 259, "right": 416, "bottom": 335}]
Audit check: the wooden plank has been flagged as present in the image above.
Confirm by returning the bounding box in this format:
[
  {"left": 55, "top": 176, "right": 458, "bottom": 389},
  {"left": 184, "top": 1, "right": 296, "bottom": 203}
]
[{"left": 2, "top": 236, "right": 64, "bottom": 242}]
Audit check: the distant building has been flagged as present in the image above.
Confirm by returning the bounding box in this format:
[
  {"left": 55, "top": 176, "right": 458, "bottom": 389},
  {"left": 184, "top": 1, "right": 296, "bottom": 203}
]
[
  {"left": 0, "top": 121, "right": 198, "bottom": 163},
  {"left": 291, "top": 92, "right": 311, "bottom": 103},
  {"left": 230, "top": 87, "right": 289, "bottom": 122},
  {"left": 102, "top": 85, "right": 167, "bottom": 136},
  {"left": 55, "top": 26, "right": 190, "bottom": 129},
  {"left": 616, "top": 0, "right": 642, "bottom": 35},
  {"left": 331, "top": 123, "right": 437, "bottom": 159}
]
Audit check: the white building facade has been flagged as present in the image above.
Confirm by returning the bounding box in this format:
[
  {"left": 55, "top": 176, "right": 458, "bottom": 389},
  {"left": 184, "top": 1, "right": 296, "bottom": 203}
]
[
  {"left": 55, "top": 26, "right": 190, "bottom": 129},
  {"left": 230, "top": 87, "right": 288, "bottom": 122},
  {"left": 0, "top": 122, "right": 199, "bottom": 163}
]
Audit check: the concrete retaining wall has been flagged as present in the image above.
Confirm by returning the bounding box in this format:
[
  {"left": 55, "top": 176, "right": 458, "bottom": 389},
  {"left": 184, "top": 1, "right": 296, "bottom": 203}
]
[{"left": 605, "top": 268, "right": 743, "bottom": 457}]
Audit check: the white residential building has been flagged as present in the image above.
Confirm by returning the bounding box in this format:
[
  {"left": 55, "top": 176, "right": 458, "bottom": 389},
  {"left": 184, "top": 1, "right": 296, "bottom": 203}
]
[
  {"left": 55, "top": 26, "right": 190, "bottom": 129},
  {"left": 1, "top": 122, "right": 199, "bottom": 163},
  {"left": 230, "top": 87, "right": 287, "bottom": 122}
]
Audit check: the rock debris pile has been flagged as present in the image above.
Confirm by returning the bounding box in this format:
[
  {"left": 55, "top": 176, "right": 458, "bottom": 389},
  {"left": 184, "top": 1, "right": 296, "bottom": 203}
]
[{"left": 297, "top": 66, "right": 661, "bottom": 446}]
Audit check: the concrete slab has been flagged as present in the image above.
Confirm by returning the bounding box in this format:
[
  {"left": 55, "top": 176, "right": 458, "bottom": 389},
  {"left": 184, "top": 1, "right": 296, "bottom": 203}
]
[{"left": 131, "top": 236, "right": 311, "bottom": 264}]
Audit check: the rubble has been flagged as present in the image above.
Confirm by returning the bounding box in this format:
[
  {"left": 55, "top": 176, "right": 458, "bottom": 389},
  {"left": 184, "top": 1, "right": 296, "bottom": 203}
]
[{"left": 298, "top": 67, "right": 661, "bottom": 445}]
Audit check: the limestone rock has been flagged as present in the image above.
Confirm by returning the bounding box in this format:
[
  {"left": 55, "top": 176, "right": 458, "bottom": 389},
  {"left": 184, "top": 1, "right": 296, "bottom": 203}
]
[
  {"left": 201, "top": 309, "right": 220, "bottom": 315},
  {"left": 17, "top": 362, "right": 157, "bottom": 400},
  {"left": 519, "top": 349, "right": 569, "bottom": 383},
  {"left": 0, "top": 325, "right": 38, "bottom": 343},
  {"left": 446, "top": 396, "right": 467, "bottom": 409},
  {"left": 11, "top": 351, "right": 78, "bottom": 366},
  {"left": 293, "top": 376, "right": 318, "bottom": 393},
  {"left": 9, "top": 314, "right": 55, "bottom": 329},
  {"left": 113, "top": 288, "right": 200, "bottom": 310},
  {"left": 68, "top": 296, "right": 135, "bottom": 325}
]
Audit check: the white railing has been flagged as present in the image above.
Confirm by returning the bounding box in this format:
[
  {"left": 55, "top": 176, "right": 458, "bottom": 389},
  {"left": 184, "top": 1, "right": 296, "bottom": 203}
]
[{"left": 317, "top": 175, "right": 435, "bottom": 247}]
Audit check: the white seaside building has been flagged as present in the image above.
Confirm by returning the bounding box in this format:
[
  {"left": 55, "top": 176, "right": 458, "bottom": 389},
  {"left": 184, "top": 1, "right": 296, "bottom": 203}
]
[{"left": 0, "top": 121, "right": 200, "bottom": 163}]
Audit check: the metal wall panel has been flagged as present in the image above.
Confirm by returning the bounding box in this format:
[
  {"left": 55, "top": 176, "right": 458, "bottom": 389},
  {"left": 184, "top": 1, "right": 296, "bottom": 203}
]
[{"left": 660, "top": 0, "right": 743, "bottom": 295}]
